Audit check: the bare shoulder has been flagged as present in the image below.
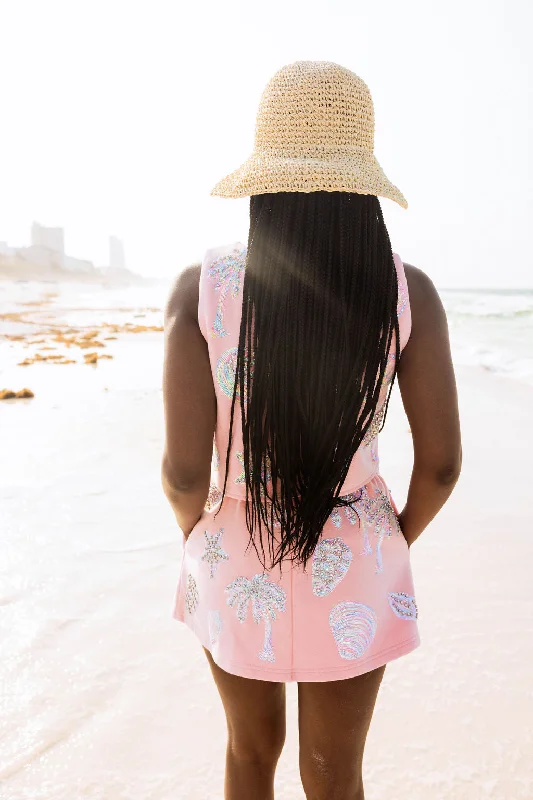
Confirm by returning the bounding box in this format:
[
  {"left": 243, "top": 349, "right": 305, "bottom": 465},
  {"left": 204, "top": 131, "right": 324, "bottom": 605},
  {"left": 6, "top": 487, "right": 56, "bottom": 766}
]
[
  {"left": 403, "top": 262, "right": 447, "bottom": 333},
  {"left": 165, "top": 263, "right": 202, "bottom": 323}
]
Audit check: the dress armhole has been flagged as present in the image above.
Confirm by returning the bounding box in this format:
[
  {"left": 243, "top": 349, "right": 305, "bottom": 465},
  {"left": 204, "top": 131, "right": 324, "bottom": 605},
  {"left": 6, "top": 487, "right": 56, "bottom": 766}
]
[
  {"left": 393, "top": 252, "right": 412, "bottom": 353},
  {"left": 197, "top": 249, "right": 212, "bottom": 341}
]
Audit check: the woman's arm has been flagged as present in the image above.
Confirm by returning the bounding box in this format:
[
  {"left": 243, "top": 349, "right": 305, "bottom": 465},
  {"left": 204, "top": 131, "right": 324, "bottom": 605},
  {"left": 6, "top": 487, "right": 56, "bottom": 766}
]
[
  {"left": 396, "top": 264, "right": 462, "bottom": 547},
  {"left": 162, "top": 264, "right": 217, "bottom": 537}
]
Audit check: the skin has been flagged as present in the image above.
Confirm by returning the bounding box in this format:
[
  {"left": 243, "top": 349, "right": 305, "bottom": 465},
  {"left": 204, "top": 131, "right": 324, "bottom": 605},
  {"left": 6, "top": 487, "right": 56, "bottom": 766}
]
[
  {"left": 397, "top": 264, "right": 462, "bottom": 547},
  {"left": 162, "top": 258, "right": 462, "bottom": 799}
]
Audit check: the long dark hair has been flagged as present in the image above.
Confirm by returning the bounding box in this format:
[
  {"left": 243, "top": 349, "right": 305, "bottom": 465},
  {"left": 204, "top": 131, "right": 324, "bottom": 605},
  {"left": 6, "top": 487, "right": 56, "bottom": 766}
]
[{"left": 219, "top": 191, "right": 400, "bottom": 572}]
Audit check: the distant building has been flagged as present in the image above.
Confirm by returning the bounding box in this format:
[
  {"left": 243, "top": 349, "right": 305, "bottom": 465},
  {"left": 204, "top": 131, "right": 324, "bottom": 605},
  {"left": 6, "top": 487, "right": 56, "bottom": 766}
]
[
  {"left": 109, "top": 235, "right": 126, "bottom": 271},
  {"left": 0, "top": 241, "right": 15, "bottom": 257},
  {"left": 18, "top": 245, "right": 62, "bottom": 270},
  {"left": 31, "top": 222, "right": 65, "bottom": 269},
  {"left": 64, "top": 255, "right": 95, "bottom": 273}
]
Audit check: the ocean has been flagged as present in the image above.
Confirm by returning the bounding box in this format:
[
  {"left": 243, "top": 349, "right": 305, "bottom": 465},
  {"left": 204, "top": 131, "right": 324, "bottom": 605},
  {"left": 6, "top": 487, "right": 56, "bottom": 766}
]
[
  {"left": 2, "top": 280, "right": 532, "bottom": 391},
  {"left": 441, "top": 287, "right": 533, "bottom": 386}
]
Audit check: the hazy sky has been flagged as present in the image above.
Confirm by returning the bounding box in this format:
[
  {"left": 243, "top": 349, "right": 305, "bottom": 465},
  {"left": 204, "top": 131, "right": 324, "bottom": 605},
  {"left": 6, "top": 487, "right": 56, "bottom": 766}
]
[{"left": 0, "top": 0, "right": 531, "bottom": 288}]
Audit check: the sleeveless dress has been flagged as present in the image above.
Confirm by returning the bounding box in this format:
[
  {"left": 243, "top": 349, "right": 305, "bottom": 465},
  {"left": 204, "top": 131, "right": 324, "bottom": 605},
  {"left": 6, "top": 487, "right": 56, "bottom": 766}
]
[{"left": 173, "top": 242, "right": 420, "bottom": 682}]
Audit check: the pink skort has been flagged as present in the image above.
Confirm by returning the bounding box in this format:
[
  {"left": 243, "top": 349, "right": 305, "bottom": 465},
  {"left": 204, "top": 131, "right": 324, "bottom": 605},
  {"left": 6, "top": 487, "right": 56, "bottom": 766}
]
[{"left": 173, "top": 474, "right": 420, "bottom": 682}]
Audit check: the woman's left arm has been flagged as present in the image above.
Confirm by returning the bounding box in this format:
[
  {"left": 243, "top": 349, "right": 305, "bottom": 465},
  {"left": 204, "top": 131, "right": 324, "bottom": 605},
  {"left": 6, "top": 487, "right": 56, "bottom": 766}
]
[{"left": 162, "top": 264, "right": 216, "bottom": 537}]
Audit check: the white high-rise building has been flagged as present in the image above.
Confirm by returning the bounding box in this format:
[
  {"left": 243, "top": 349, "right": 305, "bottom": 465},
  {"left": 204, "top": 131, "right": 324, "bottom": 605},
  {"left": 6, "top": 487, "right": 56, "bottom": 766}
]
[
  {"left": 109, "top": 236, "right": 126, "bottom": 271},
  {"left": 30, "top": 222, "right": 65, "bottom": 269}
]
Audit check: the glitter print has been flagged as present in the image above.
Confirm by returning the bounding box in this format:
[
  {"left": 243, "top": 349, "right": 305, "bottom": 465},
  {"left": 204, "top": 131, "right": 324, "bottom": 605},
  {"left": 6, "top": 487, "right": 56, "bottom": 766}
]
[
  {"left": 216, "top": 347, "right": 238, "bottom": 399},
  {"left": 397, "top": 276, "right": 408, "bottom": 317},
  {"left": 201, "top": 528, "right": 230, "bottom": 578},
  {"left": 329, "top": 490, "right": 362, "bottom": 528},
  {"left": 330, "top": 483, "right": 401, "bottom": 572},
  {"left": 215, "top": 347, "right": 253, "bottom": 400},
  {"left": 388, "top": 592, "right": 418, "bottom": 620},
  {"left": 312, "top": 537, "right": 353, "bottom": 597},
  {"left": 207, "top": 248, "right": 246, "bottom": 337},
  {"left": 329, "top": 601, "right": 377, "bottom": 660},
  {"left": 184, "top": 574, "right": 199, "bottom": 615},
  {"left": 225, "top": 573, "right": 286, "bottom": 663},
  {"left": 357, "top": 484, "right": 402, "bottom": 573},
  {"left": 234, "top": 452, "right": 246, "bottom": 484},
  {"left": 204, "top": 483, "right": 222, "bottom": 512}
]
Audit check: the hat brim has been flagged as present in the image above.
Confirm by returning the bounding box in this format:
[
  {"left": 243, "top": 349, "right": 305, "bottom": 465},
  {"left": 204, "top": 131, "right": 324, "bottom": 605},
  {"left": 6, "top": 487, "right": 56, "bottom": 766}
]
[{"left": 210, "top": 152, "right": 407, "bottom": 209}]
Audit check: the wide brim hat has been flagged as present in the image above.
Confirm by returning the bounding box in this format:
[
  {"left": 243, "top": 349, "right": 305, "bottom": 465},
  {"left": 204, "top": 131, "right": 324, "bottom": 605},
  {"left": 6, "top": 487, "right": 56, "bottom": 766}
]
[{"left": 211, "top": 61, "right": 407, "bottom": 209}]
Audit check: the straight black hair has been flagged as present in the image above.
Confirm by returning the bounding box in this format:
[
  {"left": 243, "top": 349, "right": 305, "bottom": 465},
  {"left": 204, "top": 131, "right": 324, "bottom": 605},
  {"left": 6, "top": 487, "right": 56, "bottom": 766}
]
[{"left": 218, "top": 191, "right": 400, "bottom": 572}]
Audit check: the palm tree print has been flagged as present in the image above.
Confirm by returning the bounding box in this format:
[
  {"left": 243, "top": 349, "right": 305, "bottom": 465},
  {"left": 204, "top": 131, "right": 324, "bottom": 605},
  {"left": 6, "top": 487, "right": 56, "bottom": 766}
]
[
  {"left": 225, "top": 573, "right": 286, "bottom": 663},
  {"left": 356, "top": 484, "right": 402, "bottom": 572},
  {"left": 207, "top": 247, "right": 246, "bottom": 337},
  {"left": 330, "top": 483, "right": 401, "bottom": 572}
]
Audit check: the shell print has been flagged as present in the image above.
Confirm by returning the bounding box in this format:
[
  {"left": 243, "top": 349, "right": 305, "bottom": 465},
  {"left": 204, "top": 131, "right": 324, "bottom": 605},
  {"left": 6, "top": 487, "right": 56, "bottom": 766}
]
[
  {"left": 215, "top": 347, "right": 254, "bottom": 400},
  {"left": 329, "top": 601, "right": 377, "bottom": 660},
  {"left": 312, "top": 538, "right": 353, "bottom": 597},
  {"left": 388, "top": 592, "right": 418, "bottom": 620},
  {"left": 216, "top": 347, "right": 239, "bottom": 399}
]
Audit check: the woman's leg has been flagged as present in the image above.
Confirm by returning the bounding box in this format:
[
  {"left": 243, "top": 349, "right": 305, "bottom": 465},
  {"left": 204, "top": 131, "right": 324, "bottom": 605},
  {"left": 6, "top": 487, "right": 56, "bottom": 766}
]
[
  {"left": 203, "top": 647, "right": 286, "bottom": 800},
  {"left": 298, "top": 665, "right": 386, "bottom": 800}
]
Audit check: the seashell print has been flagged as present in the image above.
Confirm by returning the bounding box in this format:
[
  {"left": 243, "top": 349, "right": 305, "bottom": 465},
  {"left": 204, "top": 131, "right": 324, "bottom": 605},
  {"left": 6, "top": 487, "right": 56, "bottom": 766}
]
[
  {"left": 329, "top": 601, "right": 377, "bottom": 660},
  {"left": 215, "top": 347, "right": 254, "bottom": 400},
  {"left": 388, "top": 592, "right": 418, "bottom": 620},
  {"left": 208, "top": 610, "right": 223, "bottom": 646},
  {"left": 312, "top": 537, "right": 353, "bottom": 597},
  {"left": 215, "top": 347, "right": 238, "bottom": 399},
  {"left": 184, "top": 574, "right": 199, "bottom": 615}
]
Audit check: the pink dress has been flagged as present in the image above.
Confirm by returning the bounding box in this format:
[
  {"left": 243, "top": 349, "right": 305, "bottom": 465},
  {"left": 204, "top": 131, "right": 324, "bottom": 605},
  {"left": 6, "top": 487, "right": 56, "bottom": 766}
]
[{"left": 173, "top": 242, "right": 420, "bottom": 682}]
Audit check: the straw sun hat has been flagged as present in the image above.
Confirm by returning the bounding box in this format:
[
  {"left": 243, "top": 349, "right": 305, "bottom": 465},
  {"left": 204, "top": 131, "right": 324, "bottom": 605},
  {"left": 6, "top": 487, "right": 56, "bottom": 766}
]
[{"left": 211, "top": 60, "right": 407, "bottom": 209}]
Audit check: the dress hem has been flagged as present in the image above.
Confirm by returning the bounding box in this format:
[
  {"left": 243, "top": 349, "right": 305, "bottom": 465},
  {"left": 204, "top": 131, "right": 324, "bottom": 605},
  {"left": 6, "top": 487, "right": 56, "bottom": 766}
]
[{"left": 173, "top": 610, "right": 420, "bottom": 682}]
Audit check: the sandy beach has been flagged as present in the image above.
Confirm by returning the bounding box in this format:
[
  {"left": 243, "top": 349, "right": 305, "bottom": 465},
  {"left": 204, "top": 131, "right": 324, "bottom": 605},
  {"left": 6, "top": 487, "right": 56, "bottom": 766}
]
[{"left": 1, "top": 282, "right": 532, "bottom": 799}]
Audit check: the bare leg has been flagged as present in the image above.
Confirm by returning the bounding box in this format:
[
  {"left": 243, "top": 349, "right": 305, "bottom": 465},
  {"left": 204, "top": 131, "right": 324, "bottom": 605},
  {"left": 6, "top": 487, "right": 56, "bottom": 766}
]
[
  {"left": 203, "top": 646, "right": 286, "bottom": 800},
  {"left": 298, "top": 665, "right": 386, "bottom": 800}
]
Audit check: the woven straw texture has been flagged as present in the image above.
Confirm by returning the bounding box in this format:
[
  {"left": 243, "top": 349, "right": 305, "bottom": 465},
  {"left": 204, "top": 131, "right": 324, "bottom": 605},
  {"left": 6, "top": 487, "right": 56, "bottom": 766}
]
[{"left": 211, "top": 61, "right": 407, "bottom": 209}]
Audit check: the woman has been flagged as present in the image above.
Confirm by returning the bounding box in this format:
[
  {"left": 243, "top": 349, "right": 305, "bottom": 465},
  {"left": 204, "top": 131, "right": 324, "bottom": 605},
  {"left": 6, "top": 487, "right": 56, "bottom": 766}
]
[{"left": 162, "top": 61, "right": 461, "bottom": 800}]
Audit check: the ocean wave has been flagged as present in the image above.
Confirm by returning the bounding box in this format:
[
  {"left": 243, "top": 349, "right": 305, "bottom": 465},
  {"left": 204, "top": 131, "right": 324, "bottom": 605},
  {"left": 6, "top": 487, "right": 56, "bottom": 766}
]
[{"left": 441, "top": 291, "right": 533, "bottom": 319}]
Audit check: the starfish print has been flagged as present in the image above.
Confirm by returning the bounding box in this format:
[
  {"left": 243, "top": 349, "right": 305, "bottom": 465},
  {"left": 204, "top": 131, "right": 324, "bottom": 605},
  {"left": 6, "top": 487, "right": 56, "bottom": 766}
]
[{"left": 201, "top": 527, "right": 230, "bottom": 578}]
